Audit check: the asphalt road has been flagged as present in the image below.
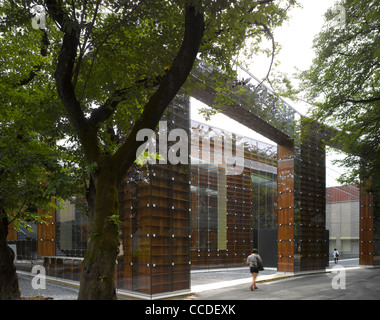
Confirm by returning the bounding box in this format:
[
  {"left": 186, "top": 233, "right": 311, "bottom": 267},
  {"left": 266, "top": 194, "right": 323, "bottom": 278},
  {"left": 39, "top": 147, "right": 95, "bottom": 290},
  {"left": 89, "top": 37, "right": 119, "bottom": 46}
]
[
  {"left": 192, "top": 267, "right": 380, "bottom": 300},
  {"left": 17, "top": 259, "right": 379, "bottom": 300},
  {"left": 18, "top": 273, "right": 79, "bottom": 300}
]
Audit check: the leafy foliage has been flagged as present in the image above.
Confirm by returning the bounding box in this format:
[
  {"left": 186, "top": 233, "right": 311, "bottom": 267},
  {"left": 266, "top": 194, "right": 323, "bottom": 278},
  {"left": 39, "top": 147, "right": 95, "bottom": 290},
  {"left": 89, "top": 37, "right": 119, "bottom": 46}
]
[
  {"left": 1, "top": 0, "right": 297, "bottom": 299},
  {"left": 0, "top": 1, "right": 83, "bottom": 229},
  {"left": 298, "top": 0, "right": 380, "bottom": 191}
]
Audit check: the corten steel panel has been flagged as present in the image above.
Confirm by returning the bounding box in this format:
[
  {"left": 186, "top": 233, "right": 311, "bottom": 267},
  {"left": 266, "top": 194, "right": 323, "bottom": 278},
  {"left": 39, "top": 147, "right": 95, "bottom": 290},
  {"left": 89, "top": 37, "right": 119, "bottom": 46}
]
[
  {"left": 117, "top": 100, "right": 191, "bottom": 297},
  {"left": 277, "top": 121, "right": 326, "bottom": 273},
  {"left": 360, "top": 189, "right": 374, "bottom": 265},
  {"left": 6, "top": 224, "right": 17, "bottom": 241},
  {"left": 296, "top": 119, "right": 326, "bottom": 272},
  {"left": 277, "top": 141, "right": 295, "bottom": 273},
  {"left": 37, "top": 208, "right": 56, "bottom": 257}
]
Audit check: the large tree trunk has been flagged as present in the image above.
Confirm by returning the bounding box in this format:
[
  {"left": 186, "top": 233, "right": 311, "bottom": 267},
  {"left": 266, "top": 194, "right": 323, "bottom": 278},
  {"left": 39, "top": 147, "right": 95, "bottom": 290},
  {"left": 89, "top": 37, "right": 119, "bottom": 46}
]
[
  {"left": 45, "top": 0, "right": 204, "bottom": 299},
  {"left": 78, "top": 165, "right": 120, "bottom": 300},
  {"left": 0, "top": 213, "right": 20, "bottom": 300}
]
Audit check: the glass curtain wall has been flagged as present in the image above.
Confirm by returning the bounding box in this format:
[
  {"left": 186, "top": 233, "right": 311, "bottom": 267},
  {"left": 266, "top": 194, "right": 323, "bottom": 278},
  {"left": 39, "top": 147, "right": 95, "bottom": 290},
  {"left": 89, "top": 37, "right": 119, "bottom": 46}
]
[
  {"left": 14, "top": 222, "right": 38, "bottom": 260},
  {"left": 190, "top": 120, "right": 277, "bottom": 269},
  {"left": 117, "top": 97, "right": 191, "bottom": 296},
  {"left": 55, "top": 200, "right": 88, "bottom": 257}
]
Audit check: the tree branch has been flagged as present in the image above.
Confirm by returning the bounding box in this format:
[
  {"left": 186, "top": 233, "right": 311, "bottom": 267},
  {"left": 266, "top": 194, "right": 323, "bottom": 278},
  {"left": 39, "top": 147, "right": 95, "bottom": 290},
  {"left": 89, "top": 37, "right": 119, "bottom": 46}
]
[
  {"left": 254, "top": 22, "right": 276, "bottom": 91},
  {"left": 345, "top": 97, "right": 380, "bottom": 104},
  {"left": 79, "top": 0, "right": 146, "bottom": 101},
  {"left": 248, "top": 0, "right": 275, "bottom": 12},
  {"left": 88, "top": 74, "right": 165, "bottom": 127},
  {"left": 113, "top": 3, "right": 205, "bottom": 183},
  {"left": 73, "top": 0, "right": 101, "bottom": 88},
  {"left": 45, "top": 0, "right": 67, "bottom": 29},
  {"left": 7, "top": 200, "right": 26, "bottom": 226},
  {"left": 45, "top": 0, "right": 100, "bottom": 164}
]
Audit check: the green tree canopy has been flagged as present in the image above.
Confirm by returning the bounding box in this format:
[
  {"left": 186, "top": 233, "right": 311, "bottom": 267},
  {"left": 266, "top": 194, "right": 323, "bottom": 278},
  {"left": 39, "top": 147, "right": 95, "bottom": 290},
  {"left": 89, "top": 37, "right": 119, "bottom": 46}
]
[
  {"left": 0, "top": 4, "right": 83, "bottom": 299},
  {"left": 1, "top": 0, "right": 296, "bottom": 299},
  {"left": 0, "top": 2, "right": 82, "bottom": 226},
  {"left": 298, "top": 0, "right": 380, "bottom": 191}
]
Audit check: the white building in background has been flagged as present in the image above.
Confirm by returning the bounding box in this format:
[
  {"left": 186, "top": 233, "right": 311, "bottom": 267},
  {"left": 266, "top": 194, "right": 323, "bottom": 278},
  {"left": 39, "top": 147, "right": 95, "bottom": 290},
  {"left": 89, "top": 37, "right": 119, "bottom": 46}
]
[{"left": 326, "top": 185, "right": 360, "bottom": 258}]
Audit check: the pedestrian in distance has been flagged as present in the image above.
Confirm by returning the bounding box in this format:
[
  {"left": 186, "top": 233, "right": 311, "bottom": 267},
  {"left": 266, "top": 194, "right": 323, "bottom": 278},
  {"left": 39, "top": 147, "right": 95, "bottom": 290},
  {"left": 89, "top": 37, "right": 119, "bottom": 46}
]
[
  {"left": 333, "top": 248, "right": 340, "bottom": 264},
  {"left": 246, "top": 248, "right": 263, "bottom": 291}
]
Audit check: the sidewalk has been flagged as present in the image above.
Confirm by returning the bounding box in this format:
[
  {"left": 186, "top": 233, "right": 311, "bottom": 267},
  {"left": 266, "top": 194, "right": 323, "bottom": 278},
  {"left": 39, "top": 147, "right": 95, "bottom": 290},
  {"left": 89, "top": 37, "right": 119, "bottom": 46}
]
[
  {"left": 190, "top": 266, "right": 278, "bottom": 293},
  {"left": 189, "top": 258, "right": 360, "bottom": 294},
  {"left": 17, "top": 258, "right": 360, "bottom": 300}
]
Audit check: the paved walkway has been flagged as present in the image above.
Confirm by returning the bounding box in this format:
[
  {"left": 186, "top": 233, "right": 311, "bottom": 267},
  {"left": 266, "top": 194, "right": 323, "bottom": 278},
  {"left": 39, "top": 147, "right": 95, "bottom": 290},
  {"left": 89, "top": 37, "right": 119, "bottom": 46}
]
[
  {"left": 190, "top": 258, "right": 360, "bottom": 293},
  {"left": 18, "top": 273, "right": 79, "bottom": 300},
  {"left": 192, "top": 262, "right": 380, "bottom": 300},
  {"left": 17, "top": 258, "right": 360, "bottom": 300}
]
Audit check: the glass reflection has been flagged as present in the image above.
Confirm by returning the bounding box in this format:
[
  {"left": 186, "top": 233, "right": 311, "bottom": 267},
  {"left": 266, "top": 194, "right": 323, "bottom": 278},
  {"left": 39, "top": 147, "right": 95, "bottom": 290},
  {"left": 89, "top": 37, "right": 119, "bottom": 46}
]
[
  {"left": 56, "top": 200, "right": 88, "bottom": 257},
  {"left": 190, "top": 119, "right": 277, "bottom": 269}
]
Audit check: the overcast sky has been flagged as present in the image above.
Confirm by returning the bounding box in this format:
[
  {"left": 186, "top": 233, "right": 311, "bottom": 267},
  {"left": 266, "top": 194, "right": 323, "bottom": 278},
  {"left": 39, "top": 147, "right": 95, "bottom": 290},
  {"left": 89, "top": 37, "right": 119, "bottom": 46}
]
[{"left": 248, "top": 0, "right": 337, "bottom": 115}]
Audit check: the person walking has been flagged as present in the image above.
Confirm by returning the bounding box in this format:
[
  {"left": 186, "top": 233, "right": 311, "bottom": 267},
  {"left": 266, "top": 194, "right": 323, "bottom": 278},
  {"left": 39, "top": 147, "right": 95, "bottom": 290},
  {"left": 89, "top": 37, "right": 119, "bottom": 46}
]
[
  {"left": 333, "top": 248, "right": 340, "bottom": 264},
  {"left": 246, "top": 249, "right": 263, "bottom": 291}
]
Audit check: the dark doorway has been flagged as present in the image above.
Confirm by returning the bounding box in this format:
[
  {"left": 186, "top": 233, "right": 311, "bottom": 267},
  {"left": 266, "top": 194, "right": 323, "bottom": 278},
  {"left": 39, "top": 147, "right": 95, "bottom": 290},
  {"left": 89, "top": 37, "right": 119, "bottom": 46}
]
[{"left": 254, "top": 229, "right": 278, "bottom": 268}]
